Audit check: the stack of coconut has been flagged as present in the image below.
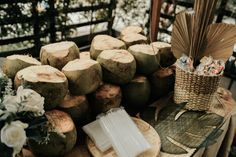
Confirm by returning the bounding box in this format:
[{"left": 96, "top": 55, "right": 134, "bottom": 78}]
[{"left": 2, "top": 26, "right": 176, "bottom": 157}]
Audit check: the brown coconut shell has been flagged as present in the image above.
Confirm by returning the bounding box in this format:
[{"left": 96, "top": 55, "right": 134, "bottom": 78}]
[
  {"left": 121, "top": 33, "right": 148, "bottom": 48},
  {"left": 28, "top": 110, "right": 77, "bottom": 157},
  {"left": 90, "top": 35, "right": 126, "bottom": 59},
  {"left": 40, "top": 41, "right": 80, "bottom": 70},
  {"left": 3, "top": 55, "right": 41, "bottom": 79},
  {"left": 149, "top": 68, "right": 175, "bottom": 99},
  {"left": 88, "top": 83, "right": 122, "bottom": 115},
  {"left": 14, "top": 65, "right": 68, "bottom": 110},
  {"left": 150, "top": 42, "right": 176, "bottom": 67},
  {"left": 58, "top": 92, "right": 89, "bottom": 123}
]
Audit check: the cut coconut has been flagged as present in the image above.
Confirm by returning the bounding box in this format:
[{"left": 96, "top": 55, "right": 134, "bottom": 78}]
[
  {"left": 59, "top": 92, "right": 89, "bottom": 122},
  {"left": 88, "top": 83, "right": 121, "bottom": 115},
  {"left": 80, "top": 51, "right": 91, "bottom": 60},
  {"left": 122, "top": 76, "right": 150, "bottom": 115},
  {"left": 14, "top": 65, "right": 68, "bottom": 110},
  {"left": 97, "top": 49, "right": 136, "bottom": 84},
  {"left": 62, "top": 59, "right": 102, "bottom": 95},
  {"left": 3, "top": 55, "right": 41, "bottom": 79},
  {"left": 90, "top": 35, "right": 126, "bottom": 59},
  {"left": 149, "top": 68, "right": 175, "bottom": 99},
  {"left": 28, "top": 110, "right": 77, "bottom": 157},
  {"left": 128, "top": 44, "right": 160, "bottom": 75},
  {"left": 150, "top": 42, "right": 176, "bottom": 67},
  {"left": 121, "top": 33, "right": 148, "bottom": 48},
  {"left": 120, "top": 26, "right": 143, "bottom": 37},
  {"left": 40, "top": 41, "right": 80, "bottom": 70}
]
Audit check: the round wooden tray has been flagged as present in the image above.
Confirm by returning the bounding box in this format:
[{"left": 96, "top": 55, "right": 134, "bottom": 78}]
[{"left": 87, "top": 117, "right": 161, "bottom": 157}]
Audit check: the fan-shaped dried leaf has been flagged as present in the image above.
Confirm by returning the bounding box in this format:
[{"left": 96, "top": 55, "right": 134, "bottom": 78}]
[{"left": 202, "top": 23, "right": 236, "bottom": 61}]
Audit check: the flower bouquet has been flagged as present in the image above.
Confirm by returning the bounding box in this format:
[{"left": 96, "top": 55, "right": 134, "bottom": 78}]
[{"left": 0, "top": 70, "right": 50, "bottom": 157}]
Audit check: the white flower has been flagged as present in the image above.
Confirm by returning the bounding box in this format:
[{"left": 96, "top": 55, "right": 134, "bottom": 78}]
[
  {"left": 2, "top": 95, "right": 19, "bottom": 113},
  {"left": 16, "top": 86, "right": 45, "bottom": 116},
  {"left": 1, "top": 121, "right": 28, "bottom": 157},
  {"left": 0, "top": 109, "right": 4, "bottom": 116}
]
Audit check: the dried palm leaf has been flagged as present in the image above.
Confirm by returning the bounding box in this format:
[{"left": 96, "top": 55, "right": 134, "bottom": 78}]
[
  {"left": 190, "top": 0, "right": 218, "bottom": 64},
  {"left": 171, "top": 11, "right": 194, "bottom": 58},
  {"left": 201, "top": 23, "right": 236, "bottom": 61}
]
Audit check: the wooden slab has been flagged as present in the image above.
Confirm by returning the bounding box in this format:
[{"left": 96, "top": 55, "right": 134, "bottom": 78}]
[{"left": 87, "top": 118, "right": 161, "bottom": 157}]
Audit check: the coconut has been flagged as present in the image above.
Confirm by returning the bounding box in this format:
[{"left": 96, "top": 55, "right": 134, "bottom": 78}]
[
  {"left": 80, "top": 51, "right": 91, "bottom": 60},
  {"left": 88, "top": 83, "right": 121, "bottom": 115},
  {"left": 90, "top": 35, "right": 126, "bottom": 59},
  {"left": 59, "top": 92, "right": 89, "bottom": 123},
  {"left": 121, "top": 33, "right": 148, "bottom": 48},
  {"left": 97, "top": 49, "right": 136, "bottom": 84},
  {"left": 28, "top": 110, "right": 77, "bottom": 157},
  {"left": 120, "top": 26, "right": 143, "bottom": 37},
  {"left": 122, "top": 76, "right": 150, "bottom": 114},
  {"left": 62, "top": 59, "right": 102, "bottom": 95},
  {"left": 128, "top": 44, "right": 160, "bottom": 75},
  {"left": 14, "top": 65, "right": 68, "bottom": 110},
  {"left": 40, "top": 41, "right": 80, "bottom": 70},
  {"left": 149, "top": 68, "right": 175, "bottom": 99},
  {"left": 2, "top": 55, "right": 41, "bottom": 79},
  {"left": 150, "top": 42, "right": 176, "bottom": 67}
]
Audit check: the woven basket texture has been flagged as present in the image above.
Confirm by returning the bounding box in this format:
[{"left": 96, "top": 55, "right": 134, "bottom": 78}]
[{"left": 174, "top": 66, "right": 221, "bottom": 111}]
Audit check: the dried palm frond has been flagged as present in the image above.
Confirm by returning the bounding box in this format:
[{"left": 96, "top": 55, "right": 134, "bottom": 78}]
[
  {"left": 189, "top": 0, "right": 218, "bottom": 64},
  {"left": 201, "top": 23, "right": 236, "bottom": 61},
  {"left": 171, "top": 11, "right": 194, "bottom": 59}
]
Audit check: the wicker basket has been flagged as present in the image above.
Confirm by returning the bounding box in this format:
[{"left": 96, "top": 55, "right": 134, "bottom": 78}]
[{"left": 174, "top": 65, "right": 221, "bottom": 111}]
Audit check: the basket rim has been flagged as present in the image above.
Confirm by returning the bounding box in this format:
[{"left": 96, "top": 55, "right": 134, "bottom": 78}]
[{"left": 176, "top": 64, "right": 223, "bottom": 78}]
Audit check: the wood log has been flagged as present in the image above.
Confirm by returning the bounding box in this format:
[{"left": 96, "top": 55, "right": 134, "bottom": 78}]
[
  {"left": 28, "top": 110, "right": 77, "bottom": 157},
  {"left": 97, "top": 49, "right": 136, "bottom": 85},
  {"left": 90, "top": 35, "right": 126, "bottom": 59},
  {"left": 59, "top": 92, "right": 89, "bottom": 123},
  {"left": 2, "top": 55, "right": 41, "bottom": 79},
  {"left": 62, "top": 59, "right": 102, "bottom": 95},
  {"left": 150, "top": 42, "right": 176, "bottom": 67},
  {"left": 40, "top": 41, "right": 80, "bottom": 70},
  {"left": 122, "top": 76, "right": 150, "bottom": 114},
  {"left": 128, "top": 44, "right": 160, "bottom": 75},
  {"left": 149, "top": 68, "right": 175, "bottom": 99},
  {"left": 121, "top": 33, "right": 148, "bottom": 48},
  {"left": 88, "top": 83, "right": 122, "bottom": 115},
  {"left": 14, "top": 65, "right": 68, "bottom": 110},
  {"left": 120, "top": 26, "right": 143, "bottom": 37}
]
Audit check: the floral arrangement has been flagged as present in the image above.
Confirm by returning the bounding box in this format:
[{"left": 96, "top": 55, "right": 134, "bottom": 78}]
[{"left": 0, "top": 71, "right": 50, "bottom": 157}]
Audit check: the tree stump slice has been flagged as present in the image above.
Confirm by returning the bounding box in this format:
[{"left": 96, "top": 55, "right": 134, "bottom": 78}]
[{"left": 87, "top": 118, "right": 161, "bottom": 157}]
